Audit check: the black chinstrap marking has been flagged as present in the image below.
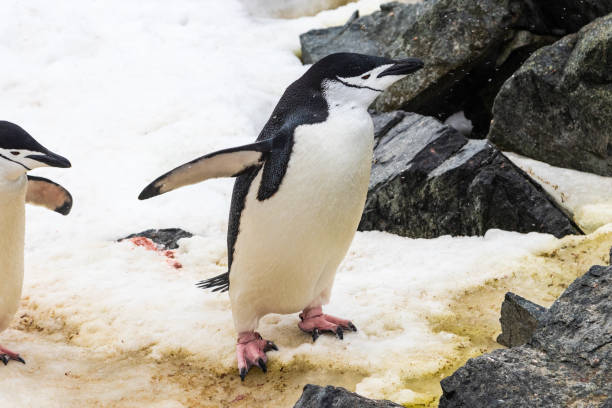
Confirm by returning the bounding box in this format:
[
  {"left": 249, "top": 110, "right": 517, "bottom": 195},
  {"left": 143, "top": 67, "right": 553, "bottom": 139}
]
[
  {"left": 0, "top": 153, "right": 30, "bottom": 170},
  {"left": 335, "top": 77, "right": 383, "bottom": 93}
]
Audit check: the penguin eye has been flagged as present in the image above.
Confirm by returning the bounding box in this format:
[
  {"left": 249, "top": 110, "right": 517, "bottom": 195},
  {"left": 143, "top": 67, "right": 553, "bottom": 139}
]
[
  {"left": 10, "top": 151, "right": 19, "bottom": 156},
  {"left": 361, "top": 74, "right": 371, "bottom": 80}
]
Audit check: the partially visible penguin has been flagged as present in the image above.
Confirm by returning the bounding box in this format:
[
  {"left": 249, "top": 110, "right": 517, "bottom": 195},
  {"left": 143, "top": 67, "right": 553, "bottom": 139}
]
[
  {"left": 139, "top": 53, "right": 424, "bottom": 379},
  {"left": 0, "top": 121, "right": 72, "bottom": 365}
]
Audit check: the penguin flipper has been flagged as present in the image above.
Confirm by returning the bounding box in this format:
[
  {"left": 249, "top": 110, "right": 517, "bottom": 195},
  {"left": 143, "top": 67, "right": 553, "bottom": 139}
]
[
  {"left": 138, "top": 139, "right": 278, "bottom": 200},
  {"left": 26, "top": 176, "right": 73, "bottom": 215}
]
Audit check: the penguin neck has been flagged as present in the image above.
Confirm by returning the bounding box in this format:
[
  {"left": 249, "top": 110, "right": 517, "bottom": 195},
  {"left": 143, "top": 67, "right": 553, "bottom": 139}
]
[{"left": 0, "top": 174, "right": 27, "bottom": 331}]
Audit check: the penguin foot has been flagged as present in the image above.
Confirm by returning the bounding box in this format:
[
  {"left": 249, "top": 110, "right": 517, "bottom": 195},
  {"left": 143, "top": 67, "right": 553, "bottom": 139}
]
[
  {"left": 298, "top": 306, "right": 357, "bottom": 342},
  {"left": 236, "top": 331, "right": 278, "bottom": 381},
  {"left": 0, "top": 345, "right": 25, "bottom": 365}
]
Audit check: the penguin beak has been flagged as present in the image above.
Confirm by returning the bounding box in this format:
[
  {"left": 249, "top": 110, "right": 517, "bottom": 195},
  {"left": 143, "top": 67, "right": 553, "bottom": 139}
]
[
  {"left": 377, "top": 58, "right": 424, "bottom": 77},
  {"left": 26, "top": 150, "right": 71, "bottom": 169}
]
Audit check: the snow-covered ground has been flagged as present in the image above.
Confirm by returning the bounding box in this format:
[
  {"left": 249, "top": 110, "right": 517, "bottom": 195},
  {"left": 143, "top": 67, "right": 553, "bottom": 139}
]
[{"left": 2, "top": 1, "right": 612, "bottom": 407}]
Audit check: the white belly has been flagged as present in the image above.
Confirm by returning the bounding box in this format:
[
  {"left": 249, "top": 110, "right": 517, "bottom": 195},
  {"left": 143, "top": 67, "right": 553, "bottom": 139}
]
[
  {"left": 0, "top": 177, "right": 27, "bottom": 333},
  {"left": 229, "top": 107, "right": 373, "bottom": 332}
]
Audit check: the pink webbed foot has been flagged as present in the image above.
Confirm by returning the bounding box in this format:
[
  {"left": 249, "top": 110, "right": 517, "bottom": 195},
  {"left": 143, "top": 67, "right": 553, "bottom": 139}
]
[
  {"left": 298, "top": 306, "right": 357, "bottom": 342},
  {"left": 236, "top": 332, "right": 278, "bottom": 381},
  {"left": 0, "top": 345, "right": 25, "bottom": 366}
]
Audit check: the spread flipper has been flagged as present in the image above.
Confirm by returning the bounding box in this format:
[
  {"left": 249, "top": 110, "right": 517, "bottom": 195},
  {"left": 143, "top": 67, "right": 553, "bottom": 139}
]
[
  {"left": 138, "top": 138, "right": 280, "bottom": 200},
  {"left": 26, "top": 176, "right": 73, "bottom": 215}
]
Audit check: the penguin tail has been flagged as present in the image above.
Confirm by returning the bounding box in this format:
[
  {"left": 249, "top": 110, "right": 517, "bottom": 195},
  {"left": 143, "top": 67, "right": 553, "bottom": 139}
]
[{"left": 196, "top": 272, "right": 229, "bottom": 293}]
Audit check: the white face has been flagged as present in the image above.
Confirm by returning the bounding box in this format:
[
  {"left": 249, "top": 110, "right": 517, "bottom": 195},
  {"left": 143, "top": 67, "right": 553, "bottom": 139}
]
[
  {"left": 322, "top": 64, "right": 407, "bottom": 109},
  {"left": 0, "top": 148, "right": 52, "bottom": 181}
]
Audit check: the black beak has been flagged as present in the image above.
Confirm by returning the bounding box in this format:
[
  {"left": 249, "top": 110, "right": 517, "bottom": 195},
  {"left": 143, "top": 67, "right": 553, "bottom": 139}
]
[
  {"left": 26, "top": 150, "right": 72, "bottom": 168},
  {"left": 377, "top": 57, "right": 424, "bottom": 77}
]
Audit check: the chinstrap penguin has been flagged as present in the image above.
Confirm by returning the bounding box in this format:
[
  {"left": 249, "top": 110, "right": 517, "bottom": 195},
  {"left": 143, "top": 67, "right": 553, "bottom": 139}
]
[
  {"left": 0, "top": 121, "right": 72, "bottom": 365},
  {"left": 139, "top": 53, "right": 424, "bottom": 380}
]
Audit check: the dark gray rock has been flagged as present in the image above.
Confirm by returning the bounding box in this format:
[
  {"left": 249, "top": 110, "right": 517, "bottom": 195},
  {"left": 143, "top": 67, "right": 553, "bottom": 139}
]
[
  {"left": 519, "top": 0, "right": 612, "bottom": 35},
  {"left": 440, "top": 264, "right": 612, "bottom": 407},
  {"left": 371, "top": 110, "right": 406, "bottom": 144},
  {"left": 359, "top": 112, "right": 582, "bottom": 238},
  {"left": 489, "top": 14, "right": 612, "bottom": 176},
  {"left": 300, "top": 0, "right": 561, "bottom": 136},
  {"left": 293, "top": 385, "right": 402, "bottom": 408},
  {"left": 119, "top": 228, "right": 193, "bottom": 250},
  {"left": 496, "top": 292, "right": 547, "bottom": 348}
]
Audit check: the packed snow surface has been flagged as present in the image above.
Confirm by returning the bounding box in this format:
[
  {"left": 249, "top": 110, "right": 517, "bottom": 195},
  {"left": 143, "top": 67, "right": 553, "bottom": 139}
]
[{"left": 1, "top": 0, "right": 611, "bottom": 407}]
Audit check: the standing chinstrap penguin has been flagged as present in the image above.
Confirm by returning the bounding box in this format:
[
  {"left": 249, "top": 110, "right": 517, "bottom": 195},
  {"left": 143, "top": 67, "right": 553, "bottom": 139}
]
[
  {"left": 139, "top": 53, "right": 424, "bottom": 379},
  {"left": 0, "top": 121, "right": 73, "bottom": 365}
]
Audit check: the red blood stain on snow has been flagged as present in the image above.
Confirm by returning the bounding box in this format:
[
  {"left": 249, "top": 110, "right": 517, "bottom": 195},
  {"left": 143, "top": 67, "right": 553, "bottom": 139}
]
[
  {"left": 230, "top": 394, "right": 247, "bottom": 404},
  {"left": 129, "top": 237, "right": 183, "bottom": 269}
]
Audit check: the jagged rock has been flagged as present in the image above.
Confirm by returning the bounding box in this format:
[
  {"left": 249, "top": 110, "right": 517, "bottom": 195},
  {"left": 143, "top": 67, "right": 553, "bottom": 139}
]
[
  {"left": 359, "top": 112, "right": 582, "bottom": 238},
  {"left": 293, "top": 385, "right": 402, "bottom": 408},
  {"left": 119, "top": 228, "right": 193, "bottom": 250},
  {"left": 300, "top": 0, "right": 560, "bottom": 136},
  {"left": 496, "top": 292, "right": 547, "bottom": 348},
  {"left": 489, "top": 14, "right": 612, "bottom": 176},
  {"left": 439, "top": 263, "right": 612, "bottom": 407}
]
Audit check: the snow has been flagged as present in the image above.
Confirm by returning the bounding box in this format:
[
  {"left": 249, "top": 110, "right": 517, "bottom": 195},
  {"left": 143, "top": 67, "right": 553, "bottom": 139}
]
[
  {"left": 1, "top": 0, "right": 611, "bottom": 407},
  {"left": 506, "top": 153, "right": 612, "bottom": 233}
]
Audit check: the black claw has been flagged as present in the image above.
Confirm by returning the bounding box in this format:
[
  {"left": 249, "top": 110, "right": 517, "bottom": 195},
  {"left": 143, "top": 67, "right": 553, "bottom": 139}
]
[
  {"left": 258, "top": 358, "right": 267, "bottom": 373},
  {"left": 336, "top": 326, "right": 344, "bottom": 340},
  {"left": 239, "top": 367, "right": 247, "bottom": 381},
  {"left": 265, "top": 341, "right": 278, "bottom": 352},
  {"left": 348, "top": 322, "right": 357, "bottom": 332},
  {"left": 1, "top": 355, "right": 8, "bottom": 366},
  {"left": 312, "top": 328, "right": 320, "bottom": 342},
  {"left": 16, "top": 356, "right": 25, "bottom": 365}
]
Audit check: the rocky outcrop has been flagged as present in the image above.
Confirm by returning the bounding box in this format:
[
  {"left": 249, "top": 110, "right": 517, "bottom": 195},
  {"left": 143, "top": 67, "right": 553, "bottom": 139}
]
[
  {"left": 300, "top": 0, "right": 560, "bottom": 136},
  {"left": 293, "top": 385, "right": 402, "bottom": 408},
  {"left": 496, "top": 292, "right": 547, "bottom": 348},
  {"left": 439, "top": 260, "right": 612, "bottom": 407},
  {"left": 119, "top": 228, "right": 193, "bottom": 250},
  {"left": 359, "top": 112, "right": 582, "bottom": 238},
  {"left": 300, "top": 0, "right": 612, "bottom": 137},
  {"left": 489, "top": 14, "right": 612, "bottom": 176}
]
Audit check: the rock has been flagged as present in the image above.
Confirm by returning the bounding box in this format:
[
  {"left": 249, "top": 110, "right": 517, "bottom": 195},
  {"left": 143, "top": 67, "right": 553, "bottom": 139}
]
[
  {"left": 293, "top": 385, "right": 402, "bottom": 408},
  {"left": 119, "top": 228, "right": 193, "bottom": 250},
  {"left": 519, "top": 0, "right": 612, "bottom": 35},
  {"left": 439, "top": 263, "right": 612, "bottom": 407},
  {"left": 300, "top": 0, "right": 560, "bottom": 136},
  {"left": 359, "top": 112, "right": 582, "bottom": 238},
  {"left": 371, "top": 110, "right": 406, "bottom": 143},
  {"left": 496, "top": 292, "right": 547, "bottom": 348},
  {"left": 489, "top": 15, "right": 612, "bottom": 176}
]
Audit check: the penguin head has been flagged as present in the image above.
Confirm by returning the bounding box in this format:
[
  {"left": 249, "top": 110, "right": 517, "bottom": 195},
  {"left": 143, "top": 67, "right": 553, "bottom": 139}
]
[
  {"left": 304, "top": 53, "right": 424, "bottom": 107},
  {"left": 0, "top": 121, "right": 71, "bottom": 181}
]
